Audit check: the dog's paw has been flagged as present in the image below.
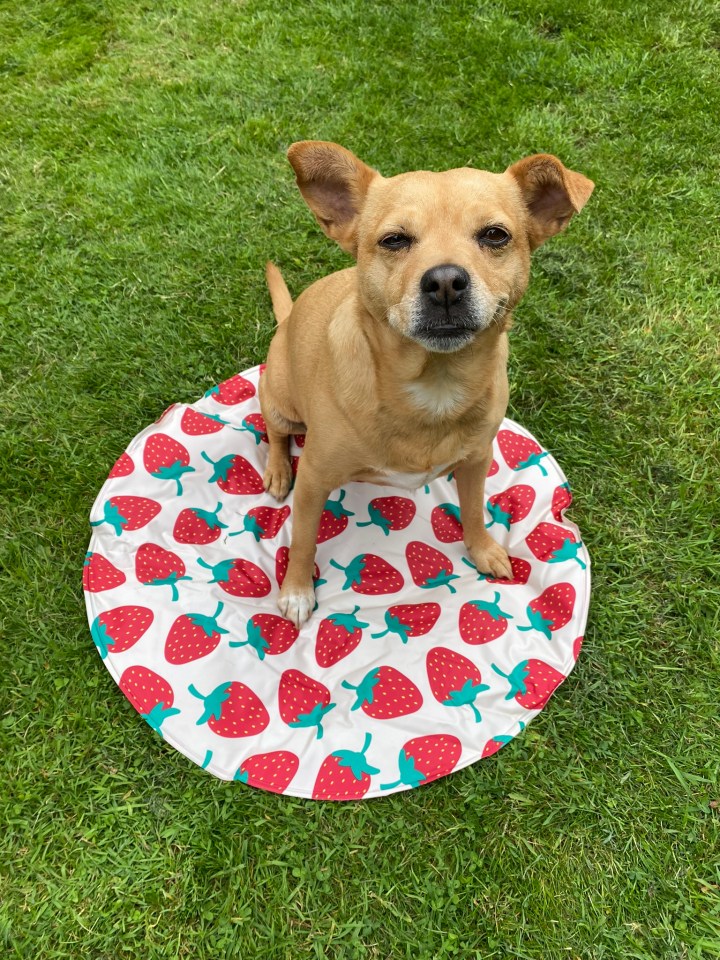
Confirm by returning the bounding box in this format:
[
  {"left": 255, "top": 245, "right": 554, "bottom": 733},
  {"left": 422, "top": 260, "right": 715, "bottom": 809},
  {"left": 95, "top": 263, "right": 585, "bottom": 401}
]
[
  {"left": 277, "top": 583, "right": 315, "bottom": 628},
  {"left": 468, "top": 537, "right": 513, "bottom": 580},
  {"left": 263, "top": 460, "right": 292, "bottom": 501}
]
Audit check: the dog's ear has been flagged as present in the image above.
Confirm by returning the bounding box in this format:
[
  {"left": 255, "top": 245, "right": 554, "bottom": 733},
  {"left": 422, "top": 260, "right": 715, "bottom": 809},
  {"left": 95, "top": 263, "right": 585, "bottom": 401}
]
[
  {"left": 287, "top": 141, "right": 379, "bottom": 256},
  {"left": 507, "top": 154, "right": 594, "bottom": 250}
]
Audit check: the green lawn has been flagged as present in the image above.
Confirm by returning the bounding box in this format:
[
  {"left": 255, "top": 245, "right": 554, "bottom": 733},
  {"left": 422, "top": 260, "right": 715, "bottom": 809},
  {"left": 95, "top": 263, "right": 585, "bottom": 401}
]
[{"left": 1, "top": 1, "right": 719, "bottom": 957}]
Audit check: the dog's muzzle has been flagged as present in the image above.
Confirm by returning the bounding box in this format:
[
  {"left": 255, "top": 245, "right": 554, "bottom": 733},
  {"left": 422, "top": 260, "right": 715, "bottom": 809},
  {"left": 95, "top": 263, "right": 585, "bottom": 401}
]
[{"left": 411, "top": 263, "right": 484, "bottom": 352}]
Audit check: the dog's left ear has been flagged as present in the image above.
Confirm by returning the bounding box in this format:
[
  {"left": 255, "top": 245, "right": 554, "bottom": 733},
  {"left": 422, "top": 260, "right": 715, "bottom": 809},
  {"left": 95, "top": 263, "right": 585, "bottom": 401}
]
[
  {"left": 507, "top": 154, "right": 594, "bottom": 250},
  {"left": 287, "top": 141, "right": 379, "bottom": 256}
]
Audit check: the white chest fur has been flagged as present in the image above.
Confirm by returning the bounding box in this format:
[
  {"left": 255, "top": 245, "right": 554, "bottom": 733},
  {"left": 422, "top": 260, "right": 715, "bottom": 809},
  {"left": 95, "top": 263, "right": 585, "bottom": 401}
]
[
  {"left": 374, "top": 462, "right": 453, "bottom": 490},
  {"left": 404, "top": 375, "right": 468, "bottom": 418}
]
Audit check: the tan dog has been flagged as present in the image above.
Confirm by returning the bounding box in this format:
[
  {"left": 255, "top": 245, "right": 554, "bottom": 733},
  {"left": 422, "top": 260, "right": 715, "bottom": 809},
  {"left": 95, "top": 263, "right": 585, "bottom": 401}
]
[{"left": 259, "top": 141, "right": 593, "bottom": 627}]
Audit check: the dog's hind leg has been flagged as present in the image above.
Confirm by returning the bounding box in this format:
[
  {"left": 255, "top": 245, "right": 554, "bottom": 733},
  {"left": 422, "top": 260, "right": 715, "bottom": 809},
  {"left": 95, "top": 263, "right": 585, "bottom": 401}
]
[
  {"left": 258, "top": 362, "right": 302, "bottom": 501},
  {"left": 261, "top": 264, "right": 304, "bottom": 500},
  {"left": 263, "top": 425, "right": 292, "bottom": 500},
  {"left": 259, "top": 385, "right": 293, "bottom": 501},
  {"left": 263, "top": 423, "right": 293, "bottom": 501}
]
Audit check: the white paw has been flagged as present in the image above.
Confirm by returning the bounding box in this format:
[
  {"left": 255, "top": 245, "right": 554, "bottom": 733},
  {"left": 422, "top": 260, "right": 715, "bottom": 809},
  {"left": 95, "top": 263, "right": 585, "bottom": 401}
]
[
  {"left": 277, "top": 585, "right": 315, "bottom": 628},
  {"left": 469, "top": 538, "right": 513, "bottom": 580}
]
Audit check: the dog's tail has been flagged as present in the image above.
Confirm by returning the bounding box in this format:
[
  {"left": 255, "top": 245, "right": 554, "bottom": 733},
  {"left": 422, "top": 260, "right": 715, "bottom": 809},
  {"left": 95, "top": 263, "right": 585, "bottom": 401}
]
[{"left": 265, "top": 262, "right": 293, "bottom": 325}]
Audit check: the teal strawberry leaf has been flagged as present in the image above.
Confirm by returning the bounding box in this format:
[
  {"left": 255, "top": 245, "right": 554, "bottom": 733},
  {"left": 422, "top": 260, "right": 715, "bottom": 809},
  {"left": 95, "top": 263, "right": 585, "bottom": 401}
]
[
  {"left": 332, "top": 733, "right": 380, "bottom": 780},
  {"left": 188, "top": 682, "right": 231, "bottom": 725},
  {"left": 380, "top": 751, "right": 425, "bottom": 790},
  {"left": 288, "top": 700, "right": 336, "bottom": 740},
  {"left": 442, "top": 677, "right": 490, "bottom": 723},
  {"left": 341, "top": 669, "right": 381, "bottom": 711},
  {"left": 142, "top": 701, "right": 181, "bottom": 736}
]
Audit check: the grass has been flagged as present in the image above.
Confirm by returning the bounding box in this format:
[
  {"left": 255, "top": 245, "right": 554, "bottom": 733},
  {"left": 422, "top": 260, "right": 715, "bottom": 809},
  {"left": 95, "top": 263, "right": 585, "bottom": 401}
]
[{"left": 1, "top": 0, "right": 719, "bottom": 957}]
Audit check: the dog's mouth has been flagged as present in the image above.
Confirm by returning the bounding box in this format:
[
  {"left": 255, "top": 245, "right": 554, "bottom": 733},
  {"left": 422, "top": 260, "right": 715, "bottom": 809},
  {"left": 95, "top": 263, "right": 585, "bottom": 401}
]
[
  {"left": 407, "top": 294, "right": 510, "bottom": 353},
  {"left": 424, "top": 323, "right": 476, "bottom": 337},
  {"left": 415, "top": 324, "right": 477, "bottom": 353},
  {"left": 410, "top": 318, "right": 480, "bottom": 353}
]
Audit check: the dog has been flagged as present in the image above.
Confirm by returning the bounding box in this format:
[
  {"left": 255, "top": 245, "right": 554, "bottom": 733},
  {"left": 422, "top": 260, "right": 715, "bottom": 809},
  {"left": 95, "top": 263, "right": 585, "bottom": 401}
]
[{"left": 259, "top": 141, "right": 593, "bottom": 627}]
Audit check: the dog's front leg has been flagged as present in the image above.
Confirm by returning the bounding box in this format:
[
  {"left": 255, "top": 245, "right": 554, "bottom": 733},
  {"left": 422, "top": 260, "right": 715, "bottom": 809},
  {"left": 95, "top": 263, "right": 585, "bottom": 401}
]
[
  {"left": 277, "top": 456, "right": 332, "bottom": 628},
  {"left": 455, "top": 450, "right": 513, "bottom": 580}
]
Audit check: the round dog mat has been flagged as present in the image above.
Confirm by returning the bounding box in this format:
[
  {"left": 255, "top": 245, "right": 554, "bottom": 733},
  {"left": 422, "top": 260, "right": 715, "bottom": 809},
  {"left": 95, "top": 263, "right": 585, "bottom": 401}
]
[{"left": 84, "top": 365, "right": 590, "bottom": 800}]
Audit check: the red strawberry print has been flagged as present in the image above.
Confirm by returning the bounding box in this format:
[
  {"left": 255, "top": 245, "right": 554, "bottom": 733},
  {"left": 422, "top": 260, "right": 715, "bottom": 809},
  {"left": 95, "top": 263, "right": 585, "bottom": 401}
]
[
  {"left": 119, "top": 665, "right": 180, "bottom": 735},
  {"left": 197, "top": 557, "right": 270, "bottom": 598},
  {"left": 173, "top": 502, "right": 228, "bottom": 544},
  {"left": 491, "top": 659, "right": 565, "bottom": 710},
  {"left": 229, "top": 505, "right": 290, "bottom": 541},
  {"left": 312, "top": 733, "right": 380, "bottom": 800},
  {"left": 278, "top": 669, "right": 335, "bottom": 739},
  {"left": 290, "top": 455, "right": 300, "bottom": 476},
  {"left": 274, "top": 547, "right": 324, "bottom": 589},
  {"left": 293, "top": 433, "right": 306, "bottom": 448},
  {"left": 573, "top": 636, "right": 584, "bottom": 661},
  {"left": 497, "top": 429, "right": 549, "bottom": 476},
  {"left": 426, "top": 647, "right": 489, "bottom": 723},
  {"left": 315, "top": 606, "right": 369, "bottom": 668},
  {"left": 234, "top": 413, "right": 268, "bottom": 444},
  {"left": 235, "top": 750, "right": 300, "bottom": 794},
  {"left": 180, "top": 408, "right": 228, "bottom": 435},
  {"left": 342, "top": 666, "right": 423, "bottom": 719},
  {"left": 91, "top": 496, "right": 161, "bottom": 536},
  {"left": 201, "top": 451, "right": 264, "bottom": 495},
  {"left": 143, "top": 434, "right": 195, "bottom": 495},
  {"left": 380, "top": 734, "right": 462, "bottom": 790},
  {"left": 190, "top": 680, "right": 269, "bottom": 737},
  {"left": 371, "top": 602, "right": 441, "bottom": 644},
  {"left": 317, "top": 490, "right": 355, "bottom": 543},
  {"left": 488, "top": 458, "right": 499, "bottom": 477},
  {"left": 461, "top": 553, "right": 531, "bottom": 585},
  {"left": 481, "top": 738, "right": 505, "bottom": 758},
  {"left": 135, "top": 543, "right": 190, "bottom": 601},
  {"left": 276, "top": 546, "right": 290, "bottom": 585},
  {"left": 165, "top": 601, "right": 229, "bottom": 665},
  {"left": 458, "top": 592, "right": 513, "bottom": 645},
  {"left": 229, "top": 613, "right": 299, "bottom": 660},
  {"left": 357, "top": 496, "right": 416, "bottom": 536},
  {"left": 526, "top": 522, "right": 586, "bottom": 568},
  {"left": 551, "top": 482, "right": 573, "bottom": 521},
  {"left": 205, "top": 373, "right": 255, "bottom": 405},
  {"left": 108, "top": 452, "right": 134, "bottom": 478},
  {"left": 329, "top": 554, "right": 404, "bottom": 595},
  {"left": 83, "top": 552, "right": 126, "bottom": 592},
  {"left": 91, "top": 605, "right": 153, "bottom": 659},
  {"left": 482, "top": 721, "right": 526, "bottom": 758},
  {"left": 430, "top": 502, "right": 463, "bottom": 543},
  {"left": 518, "top": 583, "right": 576, "bottom": 639},
  {"left": 485, "top": 484, "right": 536, "bottom": 530},
  {"left": 405, "top": 541, "right": 459, "bottom": 593}
]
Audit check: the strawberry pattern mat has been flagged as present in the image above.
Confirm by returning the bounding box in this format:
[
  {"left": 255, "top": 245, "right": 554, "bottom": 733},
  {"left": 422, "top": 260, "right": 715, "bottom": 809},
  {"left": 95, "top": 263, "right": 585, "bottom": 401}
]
[{"left": 84, "top": 364, "right": 590, "bottom": 800}]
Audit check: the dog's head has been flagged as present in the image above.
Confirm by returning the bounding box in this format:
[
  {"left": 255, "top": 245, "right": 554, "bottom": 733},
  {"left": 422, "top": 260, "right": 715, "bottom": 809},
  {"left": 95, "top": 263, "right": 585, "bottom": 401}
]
[{"left": 287, "top": 141, "right": 594, "bottom": 353}]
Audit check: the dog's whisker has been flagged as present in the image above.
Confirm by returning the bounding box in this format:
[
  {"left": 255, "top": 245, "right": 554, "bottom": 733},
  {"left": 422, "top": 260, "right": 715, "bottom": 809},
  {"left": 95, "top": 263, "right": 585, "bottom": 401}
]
[{"left": 490, "top": 296, "right": 510, "bottom": 327}]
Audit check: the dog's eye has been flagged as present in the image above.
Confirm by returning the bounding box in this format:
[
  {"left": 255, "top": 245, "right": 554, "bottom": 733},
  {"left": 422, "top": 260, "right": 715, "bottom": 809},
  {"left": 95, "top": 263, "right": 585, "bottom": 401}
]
[
  {"left": 477, "top": 226, "right": 511, "bottom": 248},
  {"left": 379, "top": 233, "right": 413, "bottom": 251}
]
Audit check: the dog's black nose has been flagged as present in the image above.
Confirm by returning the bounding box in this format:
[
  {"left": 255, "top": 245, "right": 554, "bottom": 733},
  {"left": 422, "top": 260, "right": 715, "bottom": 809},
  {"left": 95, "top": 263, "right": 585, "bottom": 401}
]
[{"left": 420, "top": 264, "right": 470, "bottom": 307}]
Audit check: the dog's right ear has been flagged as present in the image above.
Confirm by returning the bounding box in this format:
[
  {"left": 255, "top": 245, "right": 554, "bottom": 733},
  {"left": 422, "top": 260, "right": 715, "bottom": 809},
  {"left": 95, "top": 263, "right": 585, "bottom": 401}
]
[
  {"left": 287, "top": 141, "right": 379, "bottom": 256},
  {"left": 506, "top": 154, "right": 594, "bottom": 250}
]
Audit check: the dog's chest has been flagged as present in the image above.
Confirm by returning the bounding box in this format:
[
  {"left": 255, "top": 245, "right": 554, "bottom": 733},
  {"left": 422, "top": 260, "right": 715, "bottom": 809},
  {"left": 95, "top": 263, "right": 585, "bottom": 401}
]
[
  {"left": 373, "top": 462, "right": 454, "bottom": 490},
  {"left": 404, "top": 376, "right": 468, "bottom": 418}
]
